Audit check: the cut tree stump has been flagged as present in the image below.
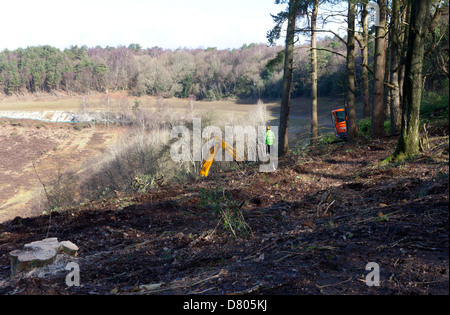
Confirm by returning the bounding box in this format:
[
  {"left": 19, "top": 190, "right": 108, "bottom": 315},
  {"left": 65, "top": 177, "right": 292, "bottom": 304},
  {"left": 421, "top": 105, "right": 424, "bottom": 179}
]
[{"left": 9, "top": 237, "right": 79, "bottom": 277}]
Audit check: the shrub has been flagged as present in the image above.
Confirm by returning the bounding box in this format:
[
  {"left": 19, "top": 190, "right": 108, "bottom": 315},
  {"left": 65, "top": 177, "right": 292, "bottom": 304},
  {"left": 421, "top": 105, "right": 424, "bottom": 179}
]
[
  {"left": 357, "top": 118, "right": 391, "bottom": 138},
  {"left": 421, "top": 88, "right": 449, "bottom": 120},
  {"left": 318, "top": 132, "right": 340, "bottom": 145},
  {"left": 77, "top": 104, "right": 216, "bottom": 201},
  {"left": 46, "top": 170, "right": 78, "bottom": 210},
  {"left": 357, "top": 118, "right": 371, "bottom": 137},
  {"left": 79, "top": 126, "right": 173, "bottom": 200},
  {"left": 200, "top": 185, "right": 251, "bottom": 238}
]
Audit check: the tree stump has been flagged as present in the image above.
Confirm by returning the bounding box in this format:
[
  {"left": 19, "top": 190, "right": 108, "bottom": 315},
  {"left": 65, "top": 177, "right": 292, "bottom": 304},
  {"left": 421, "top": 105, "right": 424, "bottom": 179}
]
[{"left": 9, "top": 238, "right": 78, "bottom": 277}]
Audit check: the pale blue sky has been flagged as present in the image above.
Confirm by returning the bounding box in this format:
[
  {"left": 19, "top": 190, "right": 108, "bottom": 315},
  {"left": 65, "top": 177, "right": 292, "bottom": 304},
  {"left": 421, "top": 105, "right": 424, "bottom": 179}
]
[{"left": 1, "top": 0, "right": 288, "bottom": 50}]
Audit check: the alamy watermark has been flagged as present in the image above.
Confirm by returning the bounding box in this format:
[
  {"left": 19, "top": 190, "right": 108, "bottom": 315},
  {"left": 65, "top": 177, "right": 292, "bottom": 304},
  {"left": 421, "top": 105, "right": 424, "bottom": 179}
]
[
  {"left": 169, "top": 118, "right": 278, "bottom": 173},
  {"left": 365, "top": 262, "right": 380, "bottom": 287},
  {"left": 65, "top": 262, "right": 80, "bottom": 287}
]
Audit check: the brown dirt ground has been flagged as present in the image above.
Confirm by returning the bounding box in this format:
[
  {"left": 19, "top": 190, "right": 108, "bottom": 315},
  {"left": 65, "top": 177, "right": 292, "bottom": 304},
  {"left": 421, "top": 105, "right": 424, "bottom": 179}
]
[
  {"left": 0, "top": 118, "right": 121, "bottom": 222},
  {"left": 0, "top": 126, "right": 448, "bottom": 296}
]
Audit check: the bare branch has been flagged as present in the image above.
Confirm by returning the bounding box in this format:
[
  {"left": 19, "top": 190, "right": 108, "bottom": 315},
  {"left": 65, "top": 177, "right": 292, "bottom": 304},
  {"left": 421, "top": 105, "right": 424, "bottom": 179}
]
[
  {"left": 312, "top": 47, "right": 346, "bottom": 59},
  {"left": 296, "top": 28, "right": 347, "bottom": 45},
  {"left": 362, "top": 63, "right": 374, "bottom": 76}
]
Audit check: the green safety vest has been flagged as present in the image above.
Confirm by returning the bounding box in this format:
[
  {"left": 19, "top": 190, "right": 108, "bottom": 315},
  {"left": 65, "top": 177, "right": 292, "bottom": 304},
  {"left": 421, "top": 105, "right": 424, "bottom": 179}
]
[{"left": 265, "top": 130, "right": 275, "bottom": 145}]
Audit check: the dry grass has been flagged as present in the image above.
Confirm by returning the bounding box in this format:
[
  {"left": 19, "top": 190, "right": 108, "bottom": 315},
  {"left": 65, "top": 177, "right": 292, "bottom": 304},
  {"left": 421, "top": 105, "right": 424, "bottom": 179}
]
[
  {"left": 0, "top": 92, "right": 82, "bottom": 111},
  {"left": 0, "top": 92, "right": 361, "bottom": 221},
  {"left": 0, "top": 118, "right": 122, "bottom": 222},
  {"left": 0, "top": 91, "right": 277, "bottom": 118}
]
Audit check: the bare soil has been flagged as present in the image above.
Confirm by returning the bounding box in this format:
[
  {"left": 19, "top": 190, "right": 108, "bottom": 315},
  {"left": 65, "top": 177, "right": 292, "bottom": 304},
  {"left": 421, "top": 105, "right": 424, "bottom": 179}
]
[
  {"left": 0, "top": 124, "right": 448, "bottom": 296},
  {"left": 0, "top": 118, "right": 121, "bottom": 222}
]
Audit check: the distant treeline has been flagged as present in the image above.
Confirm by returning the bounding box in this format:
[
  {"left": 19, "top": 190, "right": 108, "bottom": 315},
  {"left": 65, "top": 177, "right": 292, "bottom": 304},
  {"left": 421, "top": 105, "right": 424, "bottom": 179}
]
[
  {"left": 1, "top": 37, "right": 447, "bottom": 101},
  {"left": 0, "top": 40, "right": 358, "bottom": 100}
]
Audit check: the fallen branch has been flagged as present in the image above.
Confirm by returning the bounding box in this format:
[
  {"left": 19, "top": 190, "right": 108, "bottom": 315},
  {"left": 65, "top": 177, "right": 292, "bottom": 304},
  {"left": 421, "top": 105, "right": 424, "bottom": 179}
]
[
  {"left": 275, "top": 241, "right": 309, "bottom": 262},
  {"left": 354, "top": 209, "right": 404, "bottom": 225},
  {"left": 411, "top": 244, "right": 439, "bottom": 251},
  {"left": 230, "top": 282, "right": 264, "bottom": 295},
  {"left": 430, "top": 143, "right": 448, "bottom": 153},
  {"left": 376, "top": 237, "right": 408, "bottom": 250},
  {"left": 243, "top": 238, "right": 279, "bottom": 261},
  {"left": 130, "top": 270, "right": 224, "bottom": 295},
  {"left": 323, "top": 200, "right": 336, "bottom": 216},
  {"left": 276, "top": 251, "right": 298, "bottom": 263},
  {"left": 316, "top": 277, "right": 352, "bottom": 289}
]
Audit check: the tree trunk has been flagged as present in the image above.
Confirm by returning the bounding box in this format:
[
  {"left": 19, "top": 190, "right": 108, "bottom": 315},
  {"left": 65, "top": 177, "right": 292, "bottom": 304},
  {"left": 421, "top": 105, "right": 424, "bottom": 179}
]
[
  {"left": 310, "top": 0, "right": 319, "bottom": 145},
  {"left": 361, "top": 2, "right": 371, "bottom": 119},
  {"left": 393, "top": 0, "right": 433, "bottom": 159},
  {"left": 372, "top": 0, "right": 387, "bottom": 138},
  {"left": 346, "top": 0, "right": 358, "bottom": 139},
  {"left": 398, "top": 2, "right": 411, "bottom": 107},
  {"left": 389, "top": 0, "right": 402, "bottom": 134},
  {"left": 279, "top": 0, "right": 297, "bottom": 156},
  {"left": 384, "top": 33, "right": 391, "bottom": 121}
]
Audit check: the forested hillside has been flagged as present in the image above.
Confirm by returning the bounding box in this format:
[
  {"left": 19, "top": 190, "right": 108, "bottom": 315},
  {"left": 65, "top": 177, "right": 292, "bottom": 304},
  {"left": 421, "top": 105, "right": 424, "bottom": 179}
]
[
  {"left": 2, "top": 39, "right": 349, "bottom": 101},
  {"left": 2, "top": 30, "right": 446, "bottom": 103}
]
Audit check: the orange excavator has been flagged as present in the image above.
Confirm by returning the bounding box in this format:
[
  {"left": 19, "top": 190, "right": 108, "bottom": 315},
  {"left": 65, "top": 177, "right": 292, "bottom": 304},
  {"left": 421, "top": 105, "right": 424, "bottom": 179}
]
[
  {"left": 331, "top": 108, "right": 348, "bottom": 139},
  {"left": 330, "top": 101, "right": 349, "bottom": 139},
  {"left": 200, "top": 136, "right": 247, "bottom": 177}
]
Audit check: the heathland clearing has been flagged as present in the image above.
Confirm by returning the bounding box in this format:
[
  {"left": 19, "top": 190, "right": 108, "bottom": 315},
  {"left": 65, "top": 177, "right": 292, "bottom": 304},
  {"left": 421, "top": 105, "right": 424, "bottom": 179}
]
[
  {"left": 1, "top": 91, "right": 360, "bottom": 127},
  {"left": 0, "top": 92, "right": 361, "bottom": 222},
  {"left": 0, "top": 117, "right": 122, "bottom": 222}
]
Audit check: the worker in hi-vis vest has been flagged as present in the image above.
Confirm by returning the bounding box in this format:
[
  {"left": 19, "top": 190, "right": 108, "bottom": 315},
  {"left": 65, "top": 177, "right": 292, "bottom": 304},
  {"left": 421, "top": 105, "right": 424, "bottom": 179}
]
[{"left": 265, "top": 126, "right": 275, "bottom": 154}]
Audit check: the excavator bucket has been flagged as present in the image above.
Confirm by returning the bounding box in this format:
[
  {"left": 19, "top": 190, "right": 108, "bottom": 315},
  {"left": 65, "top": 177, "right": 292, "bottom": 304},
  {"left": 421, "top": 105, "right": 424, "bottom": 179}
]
[
  {"left": 200, "top": 141, "right": 220, "bottom": 177},
  {"left": 199, "top": 137, "right": 246, "bottom": 177}
]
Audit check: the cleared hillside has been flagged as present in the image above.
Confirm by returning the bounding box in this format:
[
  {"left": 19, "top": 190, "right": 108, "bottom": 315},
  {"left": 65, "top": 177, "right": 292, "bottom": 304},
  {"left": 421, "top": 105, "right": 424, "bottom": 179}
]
[{"left": 0, "top": 126, "right": 447, "bottom": 295}]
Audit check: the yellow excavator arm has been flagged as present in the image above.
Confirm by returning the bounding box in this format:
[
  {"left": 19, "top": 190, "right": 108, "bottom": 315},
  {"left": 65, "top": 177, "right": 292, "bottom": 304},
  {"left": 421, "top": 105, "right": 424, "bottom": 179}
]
[{"left": 200, "top": 136, "right": 246, "bottom": 177}]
